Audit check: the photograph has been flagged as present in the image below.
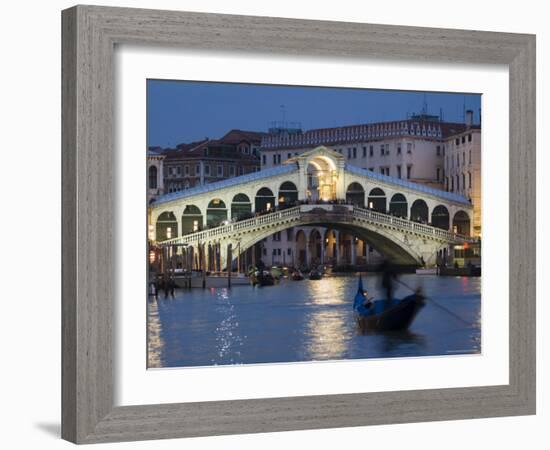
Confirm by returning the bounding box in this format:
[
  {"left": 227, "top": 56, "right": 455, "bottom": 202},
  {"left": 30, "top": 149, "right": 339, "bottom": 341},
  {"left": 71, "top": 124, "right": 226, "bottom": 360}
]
[{"left": 146, "top": 81, "right": 482, "bottom": 369}]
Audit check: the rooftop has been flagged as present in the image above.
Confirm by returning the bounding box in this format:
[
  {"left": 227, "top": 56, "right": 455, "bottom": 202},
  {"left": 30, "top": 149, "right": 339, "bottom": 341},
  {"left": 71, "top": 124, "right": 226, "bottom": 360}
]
[
  {"left": 345, "top": 164, "right": 471, "bottom": 205},
  {"left": 260, "top": 118, "right": 477, "bottom": 150},
  {"left": 152, "top": 163, "right": 298, "bottom": 206}
]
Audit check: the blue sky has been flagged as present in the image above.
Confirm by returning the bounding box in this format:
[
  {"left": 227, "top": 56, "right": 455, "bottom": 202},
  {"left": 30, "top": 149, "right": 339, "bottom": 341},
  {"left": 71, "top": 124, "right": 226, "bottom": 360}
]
[{"left": 147, "top": 80, "right": 481, "bottom": 148}]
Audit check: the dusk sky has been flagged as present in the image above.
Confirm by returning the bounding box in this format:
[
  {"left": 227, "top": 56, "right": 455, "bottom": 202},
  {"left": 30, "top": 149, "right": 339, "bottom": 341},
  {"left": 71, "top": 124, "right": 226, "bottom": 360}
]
[{"left": 147, "top": 80, "right": 481, "bottom": 148}]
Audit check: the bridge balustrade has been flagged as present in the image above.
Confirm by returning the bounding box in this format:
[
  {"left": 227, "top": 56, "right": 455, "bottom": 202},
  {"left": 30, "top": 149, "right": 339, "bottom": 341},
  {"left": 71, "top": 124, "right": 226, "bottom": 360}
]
[{"left": 158, "top": 204, "right": 470, "bottom": 247}]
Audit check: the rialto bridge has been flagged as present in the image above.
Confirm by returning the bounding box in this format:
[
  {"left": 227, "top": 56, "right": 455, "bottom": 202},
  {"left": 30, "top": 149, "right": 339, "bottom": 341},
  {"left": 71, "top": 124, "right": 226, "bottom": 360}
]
[{"left": 149, "top": 147, "right": 474, "bottom": 269}]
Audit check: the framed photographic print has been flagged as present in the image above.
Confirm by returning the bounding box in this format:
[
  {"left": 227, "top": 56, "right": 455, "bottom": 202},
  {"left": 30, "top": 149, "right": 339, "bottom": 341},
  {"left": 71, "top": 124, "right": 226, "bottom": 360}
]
[{"left": 62, "top": 5, "right": 536, "bottom": 444}]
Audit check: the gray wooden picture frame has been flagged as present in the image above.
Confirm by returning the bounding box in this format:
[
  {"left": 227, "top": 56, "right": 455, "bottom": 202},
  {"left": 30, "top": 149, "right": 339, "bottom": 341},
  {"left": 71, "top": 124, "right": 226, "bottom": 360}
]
[{"left": 61, "top": 5, "right": 536, "bottom": 444}]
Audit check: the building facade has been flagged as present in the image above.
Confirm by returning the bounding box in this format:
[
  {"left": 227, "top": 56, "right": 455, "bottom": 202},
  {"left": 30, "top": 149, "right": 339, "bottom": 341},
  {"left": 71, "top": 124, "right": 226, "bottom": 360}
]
[
  {"left": 147, "top": 149, "right": 165, "bottom": 203},
  {"left": 259, "top": 114, "right": 481, "bottom": 267},
  {"left": 159, "top": 129, "right": 265, "bottom": 194},
  {"left": 443, "top": 111, "right": 482, "bottom": 236}
]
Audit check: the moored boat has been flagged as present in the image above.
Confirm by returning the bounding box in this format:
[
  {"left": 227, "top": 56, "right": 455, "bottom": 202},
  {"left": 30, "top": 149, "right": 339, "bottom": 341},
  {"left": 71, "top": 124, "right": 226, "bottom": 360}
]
[
  {"left": 353, "top": 276, "right": 425, "bottom": 332},
  {"left": 309, "top": 270, "right": 322, "bottom": 280},
  {"left": 290, "top": 270, "right": 304, "bottom": 281},
  {"left": 251, "top": 270, "right": 275, "bottom": 287}
]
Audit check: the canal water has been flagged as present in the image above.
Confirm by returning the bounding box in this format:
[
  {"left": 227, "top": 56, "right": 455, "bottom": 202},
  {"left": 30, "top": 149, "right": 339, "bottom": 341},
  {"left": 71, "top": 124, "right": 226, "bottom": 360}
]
[{"left": 148, "top": 274, "right": 481, "bottom": 368}]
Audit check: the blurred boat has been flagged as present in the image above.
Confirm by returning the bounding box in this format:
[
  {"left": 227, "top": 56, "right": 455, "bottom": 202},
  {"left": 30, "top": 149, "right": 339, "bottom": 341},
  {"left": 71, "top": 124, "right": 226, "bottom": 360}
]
[
  {"left": 270, "top": 266, "right": 284, "bottom": 279},
  {"left": 251, "top": 270, "right": 275, "bottom": 287},
  {"left": 353, "top": 276, "right": 425, "bottom": 332},
  {"left": 290, "top": 270, "right": 304, "bottom": 281},
  {"left": 309, "top": 269, "right": 322, "bottom": 280}
]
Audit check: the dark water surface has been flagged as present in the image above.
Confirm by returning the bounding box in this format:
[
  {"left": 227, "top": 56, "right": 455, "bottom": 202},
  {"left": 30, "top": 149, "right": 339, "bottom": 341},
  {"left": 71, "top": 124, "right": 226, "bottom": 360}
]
[{"left": 148, "top": 274, "right": 481, "bottom": 368}]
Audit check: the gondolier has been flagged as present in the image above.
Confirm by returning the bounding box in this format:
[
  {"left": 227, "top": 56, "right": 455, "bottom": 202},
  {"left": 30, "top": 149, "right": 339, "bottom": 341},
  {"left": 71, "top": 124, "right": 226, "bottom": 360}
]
[{"left": 353, "top": 276, "right": 425, "bottom": 333}]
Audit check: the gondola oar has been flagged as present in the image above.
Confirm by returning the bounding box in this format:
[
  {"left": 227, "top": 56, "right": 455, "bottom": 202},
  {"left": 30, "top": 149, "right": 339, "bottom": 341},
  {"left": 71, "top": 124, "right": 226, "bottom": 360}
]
[{"left": 395, "top": 279, "right": 472, "bottom": 327}]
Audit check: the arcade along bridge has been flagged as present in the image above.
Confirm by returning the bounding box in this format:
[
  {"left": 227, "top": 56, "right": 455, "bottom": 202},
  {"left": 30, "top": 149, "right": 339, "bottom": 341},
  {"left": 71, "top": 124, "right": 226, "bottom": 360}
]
[{"left": 149, "top": 146, "right": 475, "bottom": 268}]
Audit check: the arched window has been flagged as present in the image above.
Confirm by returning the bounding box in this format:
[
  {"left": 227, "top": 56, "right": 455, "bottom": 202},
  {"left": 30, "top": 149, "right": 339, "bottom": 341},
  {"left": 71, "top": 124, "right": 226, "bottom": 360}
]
[
  {"left": 410, "top": 199, "right": 429, "bottom": 223},
  {"left": 181, "top": 205, "right": 203, "bottom": 235},
  {"left": 367, "top": 188, "right": 386, "bottom": 213},
  {"left": 453, "top": 210, "right": 471, "bottom": 236},
  {"left": 255, "top": 187, "right": 275, "bottom": 212},
  {"left": 431, "top": 205, "right": 450, "bottom": 230},
  {"left": 231, "top": 193, "right": 252, "bottom": 221},
  {"left": 155, "top": 211, "right": 177, "bottom": 241},
  {"left": 346, "top": 182, "right": 365, "bottom": 207},
  {"left": 206, "top": 199, "right": 228, "bottom": 228},
  {"left": 148, "top": 165, "right": 158, "bottom": 189},
  {"left": 389, "top": 193, "right": 408, "bottom": 218},
  {"left": 278, "top": 181, "right": 298, "bottom": 206}
]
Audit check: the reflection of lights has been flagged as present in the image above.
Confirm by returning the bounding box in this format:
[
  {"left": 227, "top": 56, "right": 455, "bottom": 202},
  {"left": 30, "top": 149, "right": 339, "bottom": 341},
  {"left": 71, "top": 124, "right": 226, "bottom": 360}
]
[
  {"left": 147, "top": 299, "right": 164, "bottom": 368},
  {"left": 266, "top": 202, "right": 272, "bottom": 210},
  {"left": 193, "top": 220, "right": 199, "bottom": 232},
  {"left": 304, "top": 278, "right": 347, "bottom": 360},
  {"left": 369, "top": 202, "right": 374, "bottom": 209}
]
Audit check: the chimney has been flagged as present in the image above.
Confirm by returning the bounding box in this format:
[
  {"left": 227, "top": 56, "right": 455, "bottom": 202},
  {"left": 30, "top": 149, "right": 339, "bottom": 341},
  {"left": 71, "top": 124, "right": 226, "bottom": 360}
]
[{"left": 466, "top": 109, "right": 473, "bottom": 128}]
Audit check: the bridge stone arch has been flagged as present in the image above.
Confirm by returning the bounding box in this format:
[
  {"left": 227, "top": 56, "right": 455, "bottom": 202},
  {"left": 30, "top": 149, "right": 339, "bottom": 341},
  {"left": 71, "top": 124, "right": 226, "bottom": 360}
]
[
  {"left": 216, "top": 206, "right": 460, "bottom": 269},
  {"left": 229, "top": 217, "right": 426, "bottom": 269}
]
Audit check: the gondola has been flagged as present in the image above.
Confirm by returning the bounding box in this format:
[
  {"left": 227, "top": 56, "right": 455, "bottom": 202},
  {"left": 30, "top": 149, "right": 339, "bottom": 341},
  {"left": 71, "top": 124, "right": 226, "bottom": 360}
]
[
  {"left": 353, "top": 276, "right": 425, "bottom": 332},
  {"left": 309, "top": 270, "right": 322, "bottom": 280},
  {"left": 252, "top": 270, "right": 275, "bottom": 287},
  {"left": 290, "top": 270, "right": 304, "bottom": 281}
]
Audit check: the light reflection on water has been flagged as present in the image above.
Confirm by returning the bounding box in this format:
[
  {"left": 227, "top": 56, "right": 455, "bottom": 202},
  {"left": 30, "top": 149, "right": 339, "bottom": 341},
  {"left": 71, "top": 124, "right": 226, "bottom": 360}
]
[{"left": 147, "top": 274, "right": 481, "bottom": 368}]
